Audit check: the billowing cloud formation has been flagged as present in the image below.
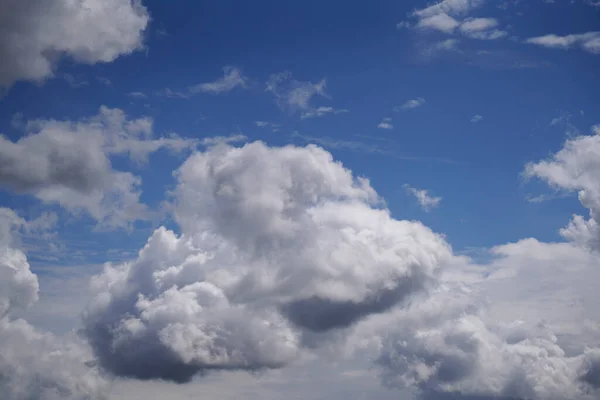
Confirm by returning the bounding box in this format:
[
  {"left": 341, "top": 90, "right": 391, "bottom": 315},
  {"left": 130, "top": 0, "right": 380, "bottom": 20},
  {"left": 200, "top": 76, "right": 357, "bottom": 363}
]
[
  {"left": 368, "top": 125, "right": 600, "bottom": 399},
  {"left": 368, "top": 239, "right": 600, "bottom": 400},
  {"left": 0, "top": 211, "right": 108, "bottom": 399},
  {"left": 524, "top": 127, "right": 600, "bottom": 250},
  {"left": 0, "top": 0, "right": 149, "bottom": 88},
  {"left": 82, "top": 141, "right": 454, "bottom": 382},
  {"left": 0, "top": 107, "right": 196, "bottom": 229}
]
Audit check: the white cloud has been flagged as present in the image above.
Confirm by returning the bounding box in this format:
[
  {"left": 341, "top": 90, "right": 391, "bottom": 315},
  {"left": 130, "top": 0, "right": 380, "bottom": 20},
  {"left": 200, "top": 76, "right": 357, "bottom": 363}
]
[
  {"left": 0, "top": 0, "right": 149, "bottom": 89},
  {"left": 410, "top": 1, "right": 507, "bottom": 40},
  {"left": 0, "top": 106, "right": 197, "bottom": 229},
  {"left": 403, "top": 184, "right": 442, "bottom": 211},
  {"left": 470, "top": 114, "right": 483, "bottom": 123},
  {"left": 300, "top": 106, "right": 349, "bottom": 119},
  {"left": 378, "top": 117, "right": 393, "bottom": 129},
  {"left": 526, "top": 32, "right": 600, "bottom": 54},
  {"left": 414, "top": 0, "right": 485, "bottom": 19},
  {"left": 189, "top": 66, "right": 248, "bottom": 94},
  {"left": 0, "top": 213, "right": 108, "bottom": 399},
  {"left": 459, "top": 18, "right": 507, "bottom": 40},
  {"left": 417, "top": 13, "right": 461, "bottom": 33},
  {"left": 266, "top": 71, "right": 328, "bottom": 113},
  {"left": 255, "top": 121, "right": 281, "bottom": 131},
  {"left": 524, "top": 125, "right": 600, "bottom": 250},
  {"left": 396, "top": 97, "right": 426, "bottom": 111},
  {"left": 82, "top": 141, "right": 454, "bottom": 382},
  {"left": 128, "top": 91, "right": 147, "bottom": 99}
]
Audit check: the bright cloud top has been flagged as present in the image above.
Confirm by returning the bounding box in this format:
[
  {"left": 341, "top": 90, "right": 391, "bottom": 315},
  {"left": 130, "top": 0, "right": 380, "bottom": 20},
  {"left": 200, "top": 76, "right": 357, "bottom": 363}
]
[{"left": 82, "top": 141, "right": 453, "bottom": 382}]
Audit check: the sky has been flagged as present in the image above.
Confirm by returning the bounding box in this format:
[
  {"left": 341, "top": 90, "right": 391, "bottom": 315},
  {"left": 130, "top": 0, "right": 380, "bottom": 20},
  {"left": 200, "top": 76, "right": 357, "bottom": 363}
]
[{"left": 1, "top": 0, "right": 600, "bottom": 399}]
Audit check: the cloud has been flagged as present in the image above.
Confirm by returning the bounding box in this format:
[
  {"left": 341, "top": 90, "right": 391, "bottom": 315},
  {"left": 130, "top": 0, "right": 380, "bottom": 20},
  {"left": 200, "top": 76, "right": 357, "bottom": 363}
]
[
  {"left": 414, "top": 0, "right": 485, "bottom": 19},
  {"left": 459, "top": 18, "right": 507, "bottom": 40},
  {"left": 128, "top": 91, "right": 148, "bottom": 99},
  {"left": 0, "top": 0, "right": 149, "bottom": 89},
  {"left": 470, "top": 114, "right": 483, "bottom": 123},
  {"left": 396, "top": 98, "right": 426, "bottom": 111},
  {"left": 189, "top": 66, "right": 248, "bottom": 95},
  {"left": 403, "top": 184, "right": 442, "bottom": 211},
  {"left": 417, "top": 13, "right": 461, "bottom": 33},
  {"left": 0, "top": 106, "right": 197, "bottom": 229},
  {"left": 410, "top": 1, "right": 506, "bottom": 40},
  {"left": 526, "top": 32, "right": 600, "bottom": 54},
  {"left": 0, "top": 213, "right": 108, "bottom": 399},
  {"left": 300, "top": 107, "right": 349, "bottom": 119},
  {"left": 524, "top": 126, "right": 600, "bottom": 250},
  {"left": 82, "top": 141, "right": 454, "bottom": 382},
  {"left": 377, "top": 117, "right": 393, "bottom": 129},
  {"left": 266, "top": 71, "right": 328, "bottom": 113}
]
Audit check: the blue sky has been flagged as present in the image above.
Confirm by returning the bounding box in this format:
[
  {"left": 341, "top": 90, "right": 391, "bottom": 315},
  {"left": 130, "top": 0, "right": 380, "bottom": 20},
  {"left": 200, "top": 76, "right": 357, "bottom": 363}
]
[{"left": 2, "top": 1, "right": 600, "bottom": 400}]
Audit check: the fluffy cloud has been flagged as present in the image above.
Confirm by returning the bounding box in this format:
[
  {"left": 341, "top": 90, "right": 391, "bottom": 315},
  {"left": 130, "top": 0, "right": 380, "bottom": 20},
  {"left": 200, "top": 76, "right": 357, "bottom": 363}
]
[
  {"left": 0, "top": 212, "right": 108, "bottom": 399},
  {"left": 403, "top": 185, "right": 442, "bottom": 211},
  {"left": 189, "top": 66, "right": 248, "bottom": 95},
  {"left": 369, "top": 124, "right": 600, "bottom": 400},
  {"left": 411, "top": 1, "right": 506, "bottom": 40},
  {"left": 0, "top": 0, "right": 149, "bottom": 88},
  {"left": 82, "top": 141, "right": 454, "bottom": 382},
  {"left": 524, "top": 126, "right": 600, "bottom": 250},
  {"left": 266, "top": 72, "right": 328, "bottom": 113},
  {"left": 0, "top": 107, "right": 196, "bottom": 229},
  {"left": 526, "top": 32, "right": 600, "bottom": 54}
]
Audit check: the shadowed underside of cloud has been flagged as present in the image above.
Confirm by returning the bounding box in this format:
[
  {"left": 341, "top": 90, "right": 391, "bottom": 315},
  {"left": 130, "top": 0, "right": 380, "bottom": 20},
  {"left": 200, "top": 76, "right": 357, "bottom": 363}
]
[
  {"left": 0, "top": 0, "right": 149, "bottom": 89},
  {"left": 0, "top": 211, "right": 108, "bottom": 399},
  {"left": 82, "top": 141, "right": 452, "bottom": 382},
  {"left": 0, "top": 106, "right": 196, "bottom": 229}
]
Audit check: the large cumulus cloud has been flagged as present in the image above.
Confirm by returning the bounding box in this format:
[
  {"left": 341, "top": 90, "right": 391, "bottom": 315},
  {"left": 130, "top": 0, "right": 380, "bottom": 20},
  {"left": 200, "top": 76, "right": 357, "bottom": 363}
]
[
  {"left": 82, "top": 141, "right": 454, "bottom": 382},
  {"left": 0, "top": 0, "right": 149, "bottom": 88},
  {"left": 370, "top": 125, "right": 600, "bottom": 400}
]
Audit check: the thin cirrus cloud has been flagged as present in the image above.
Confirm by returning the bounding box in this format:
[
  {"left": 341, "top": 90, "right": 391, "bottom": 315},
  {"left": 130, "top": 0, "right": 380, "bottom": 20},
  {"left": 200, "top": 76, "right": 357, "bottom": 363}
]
[
  {"left": 266, "top": 71, "right": 328, "bottom": 113},
  {"left": 188, "top": 66, "right": 248, "bottom": 94},
  {"left": 300, "top": 106, "right": 349, "bottom": 119},
  {"left": 526, "top": 31, "right": 600, "bottom": 54},
  {"left": 470, "top": 114, "right": 483, "bottom": 123},
  {"left": 403, "top": 184, "right": 442, "bottom": 211},
  {"left": 395, "top": 97, "right": 426, "bottom": 111},
  {"left": 0, "top": 0, "right": 149, "bottom": 89}
]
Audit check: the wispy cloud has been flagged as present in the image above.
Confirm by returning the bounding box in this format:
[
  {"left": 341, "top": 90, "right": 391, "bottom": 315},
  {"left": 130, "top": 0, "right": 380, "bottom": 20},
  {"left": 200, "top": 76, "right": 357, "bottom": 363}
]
[
  {"left": 127, "top": 91, "right": 147, "bottom": 99},
  {"left": 470, "top": 114, "right": 483, "bottom": 123},
  {"left": 96, "top": 77, "right": 112, "bottom": 86},
  {"left": 396, "top": 97, "right": 426, "bottom": 111},
  {"left": 459, "top": 18, "right": 507, "bottom": 40},
  {"left": 266, "top": 71, "right": 328, "bottom": 113},
  {"left": 189, "top": 66, "right": 248, "bottom": 94},
  {"left": 377, "top": 117, "right": 393, "bottom": 129},
  {"left": 526, "top": 32, "right": 600, "bottom": 54},
  {"left": 403, "top": 184, "right": 442, "bottom": 211},
  {"left": 155, "top": 88, "right": 191, "bottom": 99},
  {"left": 200, "top": 134, "right": 248, "bottom": 147},
  {"left": 301, "top": 106, "right": 349, "bottom": 119},
  {"left": 63, "top": 73, "right": 88, "bottom": 88},
  {"left": 255, "top": 121, "right": 281, "bottom": 132}
]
